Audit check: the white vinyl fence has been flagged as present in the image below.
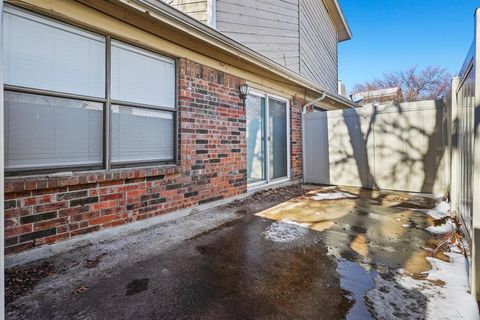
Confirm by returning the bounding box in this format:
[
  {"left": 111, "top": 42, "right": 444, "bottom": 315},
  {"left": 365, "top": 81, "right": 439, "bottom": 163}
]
[{"left": 302, "top": 100, "right": 449, "bottom": 193}]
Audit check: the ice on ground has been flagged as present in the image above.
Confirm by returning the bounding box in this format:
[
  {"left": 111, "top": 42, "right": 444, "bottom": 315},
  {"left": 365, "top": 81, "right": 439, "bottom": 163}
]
[
  {"left": 367, "top": 248, "right": 479, "bottom": 320},
  {"left": 311, "top": 191, "right": 357, "bottom": 201},
  {"left": 263, "top": 219, "right": 309, "bottom": 243},
  {"left": 366, "top": 272, "right": 427, "bottom": 319},
  {"left": 408, "top": 192, "right": 444, "bottom": 201}
]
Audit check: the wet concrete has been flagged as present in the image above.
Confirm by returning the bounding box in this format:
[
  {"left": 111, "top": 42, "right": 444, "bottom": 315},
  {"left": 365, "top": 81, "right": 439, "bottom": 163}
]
[{"left": 6, "top": 185, "right": 447, "bottom": 320}]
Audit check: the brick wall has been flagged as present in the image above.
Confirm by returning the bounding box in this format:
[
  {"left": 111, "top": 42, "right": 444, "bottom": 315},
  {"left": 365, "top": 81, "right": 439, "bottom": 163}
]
[
  {"left": 290, "top": 96, "right": 304, "bottom": 180},
  {"left": 3, "top": 58, "right": 306, "bottom": 255},
  {"left": 3, "top": 58, "right": 248, "bottom": 255}
]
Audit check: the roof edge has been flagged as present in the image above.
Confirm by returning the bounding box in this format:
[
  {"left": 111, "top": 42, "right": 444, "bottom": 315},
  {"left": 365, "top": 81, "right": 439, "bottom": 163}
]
[
  {"left": 122, "top": 0, "right": 358, "bottom": 108},
  {"left": 324, "top": 0, "right": 352, "bottom": 42}
]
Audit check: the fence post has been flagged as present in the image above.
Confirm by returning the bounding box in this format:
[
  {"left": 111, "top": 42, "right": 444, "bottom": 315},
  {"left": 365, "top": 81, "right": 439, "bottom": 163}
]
[{"left": 450, "top": 77, "right": 460, "bottom": 215}]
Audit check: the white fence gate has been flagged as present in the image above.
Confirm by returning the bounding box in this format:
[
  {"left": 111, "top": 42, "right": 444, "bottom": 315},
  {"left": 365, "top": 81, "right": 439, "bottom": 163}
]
[{"left": 302, "top": 100, "right": 449, "bottom": 193}]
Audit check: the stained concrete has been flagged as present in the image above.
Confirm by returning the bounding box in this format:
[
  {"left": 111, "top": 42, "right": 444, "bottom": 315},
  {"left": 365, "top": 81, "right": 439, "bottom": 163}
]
[{"left": 5, "top": 185, "right": 456, "bottom": 319}]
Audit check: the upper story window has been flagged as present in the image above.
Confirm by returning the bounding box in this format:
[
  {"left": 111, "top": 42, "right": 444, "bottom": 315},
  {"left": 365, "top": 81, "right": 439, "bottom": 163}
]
[{"left": 3, "top": 6, "right": 177, "bottom": 174}]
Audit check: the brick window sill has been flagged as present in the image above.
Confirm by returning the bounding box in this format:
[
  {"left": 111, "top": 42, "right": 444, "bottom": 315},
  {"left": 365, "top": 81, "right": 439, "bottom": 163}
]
[{"left": 5, "top": 165, "right": 180, "bottom": 193}]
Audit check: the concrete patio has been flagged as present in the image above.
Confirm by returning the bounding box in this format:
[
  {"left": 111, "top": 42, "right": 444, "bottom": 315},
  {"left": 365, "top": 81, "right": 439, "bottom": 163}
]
[{"left": 5, "top": 185, "right": 478, "bottom": 319}]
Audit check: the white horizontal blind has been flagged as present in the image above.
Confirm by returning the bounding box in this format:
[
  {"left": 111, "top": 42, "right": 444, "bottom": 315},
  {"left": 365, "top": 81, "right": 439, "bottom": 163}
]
[
  {"left": 4, "top": 92, "right": 103, "bottom": 170},
  {"left": 3, "top": 6, "right": 105, "bottom": 98},
  {"left": 111, "top": 41, "right": 175, "bottom": 107},
  {"left": 111, "top": 105, "right": 174, "bottom": 163}
]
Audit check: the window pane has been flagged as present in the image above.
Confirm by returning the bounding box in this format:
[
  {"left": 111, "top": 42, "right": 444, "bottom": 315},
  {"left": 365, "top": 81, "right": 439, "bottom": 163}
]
[
  {"left": 268, "top": 98, "right": 288, "bottom": 180},
  {"left": 246, "top": 95, "right": 266, "bottom": 184},
  {"left": 111, "top": 105, "right": 174, "bottom": 163},
  {"left": 4, "top": 92, "right": 103, "bottom": 170},
  {"left": 111, "top": 41, "right": 175, "bottom": 108},
  {"left": 3, "top": 6, "right": 106, "bottom": 98}
]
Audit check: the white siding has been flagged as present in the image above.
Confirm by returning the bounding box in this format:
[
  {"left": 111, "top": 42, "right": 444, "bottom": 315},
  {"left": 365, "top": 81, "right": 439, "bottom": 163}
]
[
  {"left": 168, "top": 0, "right": 209, "bottom": 24},
  {"left": 299, "top": 0, "right": 338, "bottom": 91},
  {"left": 216, "top": 0, "right": 300, "bottom": 73}
]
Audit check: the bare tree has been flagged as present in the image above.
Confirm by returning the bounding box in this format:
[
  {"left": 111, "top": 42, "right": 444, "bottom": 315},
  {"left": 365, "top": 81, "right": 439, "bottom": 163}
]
[{"left": 353, "top": 66, "right": 451, "bottom": 102}]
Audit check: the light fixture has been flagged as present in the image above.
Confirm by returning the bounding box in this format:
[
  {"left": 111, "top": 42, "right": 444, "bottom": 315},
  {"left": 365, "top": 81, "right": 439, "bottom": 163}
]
[{"left": 239, "top": 83, "right": 250, "bottom": 99}]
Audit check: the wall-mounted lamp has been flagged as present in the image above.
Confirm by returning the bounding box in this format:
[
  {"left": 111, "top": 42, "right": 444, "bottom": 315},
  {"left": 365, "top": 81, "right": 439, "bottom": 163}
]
[{"left": 239, "top": 83, "right": 250, "bottom": 99}]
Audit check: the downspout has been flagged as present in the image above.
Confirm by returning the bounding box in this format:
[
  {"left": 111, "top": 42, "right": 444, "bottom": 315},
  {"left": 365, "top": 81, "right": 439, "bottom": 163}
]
[
  {"left": 301, "top": 92, "right": 326, "bottom": 183},
  {"left": 302, "top": 91, "right": 326, "bottom": 113}
]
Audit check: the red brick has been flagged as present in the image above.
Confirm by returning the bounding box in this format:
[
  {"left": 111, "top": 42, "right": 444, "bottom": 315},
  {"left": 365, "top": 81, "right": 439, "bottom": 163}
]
[
  {"left": 88, "top": 215, "right": 116, "bottom": 226},
  {"left": 34, "top": 218, "right": 68, "bottom": 231},
  {"left": 5, "top": 225, "right": 32, "bottom": 237},
  {"left": 126, "top": 189, "right": 146, "bottom": 198},
  {"left": 58, "top": 206, "right": 89, "bottom": 217},
  {"left": 99, "top": 193, "right": 123, "bottom": 201},
  {"left": 6, "top": 242, "right": 34, "bottom": 255},
  {"left": 34, "top": 202, "right": 67, "bottom": 213},
  {"left": 90, "top": 200, "right": 117, "bottom": 211},
  {"left": 34, "top": 233, "right": 69, "bottom": 246},
  {"left": 5, "top": 208, "right": 31, "bottom": 219}
]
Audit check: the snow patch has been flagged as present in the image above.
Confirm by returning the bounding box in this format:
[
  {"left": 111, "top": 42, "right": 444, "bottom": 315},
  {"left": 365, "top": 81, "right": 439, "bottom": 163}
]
[
  {"left": 263, "top": 219, "right": 309, "bottom": 243},
  {"left": 413, "top": 200, "right": 454, "bottom": 235},
  {"left": 415, "top": 201, "right": 450, "bottom": 220},
  {"left": 367, "top": 249, "right": 479, "bottom": 320},
  {"left": 425, "top": 220, "right": 456, "bottom": 235},
  {"left": 311, "top": 192, "right": 357, "bottom": 201}
]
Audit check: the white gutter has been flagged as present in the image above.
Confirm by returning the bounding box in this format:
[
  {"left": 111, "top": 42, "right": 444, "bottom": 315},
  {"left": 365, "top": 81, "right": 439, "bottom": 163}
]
[{"left": 128, "top": 0, "right": 358, "bottom": 109}]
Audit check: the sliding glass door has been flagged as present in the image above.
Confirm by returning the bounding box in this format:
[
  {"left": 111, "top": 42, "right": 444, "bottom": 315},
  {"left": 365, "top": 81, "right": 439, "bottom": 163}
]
[
  {"left": 246, "top": 95, "right": 266, "bottom": 184},
  {"left": 246, "top": 91, "right": 290, "bottom": 187},
  {"left": 268, "top": 97, "right": 288, "bottom": 180}
]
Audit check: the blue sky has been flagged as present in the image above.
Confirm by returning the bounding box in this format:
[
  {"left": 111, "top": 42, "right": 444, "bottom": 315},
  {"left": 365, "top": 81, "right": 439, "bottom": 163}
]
[{"left": 338, "top": 0, "right": 478, "bottom": 92}]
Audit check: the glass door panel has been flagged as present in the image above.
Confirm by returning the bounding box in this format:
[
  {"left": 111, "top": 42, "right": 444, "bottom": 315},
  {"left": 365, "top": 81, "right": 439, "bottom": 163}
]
[
  {"left": 268, "top": 97, "right": 288, "bottom": 180},
  {"left": 246, "top": 95, "right": 266, "bottom": 184}
]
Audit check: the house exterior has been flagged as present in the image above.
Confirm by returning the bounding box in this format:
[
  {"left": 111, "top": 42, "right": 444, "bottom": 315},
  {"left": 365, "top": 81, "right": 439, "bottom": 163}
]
[
  {"left": 352, "top": 87, "right": 403, "bottom": 105},
  {"left": 165, "top": 0, "right": 351, "bottom": 92},
  {"left": 1, "top": 0, "right": 354, "bottom": 255}
]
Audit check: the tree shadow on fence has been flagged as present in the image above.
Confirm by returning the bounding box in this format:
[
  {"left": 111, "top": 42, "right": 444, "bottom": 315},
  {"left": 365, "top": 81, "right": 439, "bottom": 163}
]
[{"left": 328, "top": 100, "right": 447, "bottom": 194}]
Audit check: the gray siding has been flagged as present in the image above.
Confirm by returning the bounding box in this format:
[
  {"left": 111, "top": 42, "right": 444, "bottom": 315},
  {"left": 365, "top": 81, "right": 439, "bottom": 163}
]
[
  {"left": 168, "top": 0, "right": 209, "bottom": 24},
  {"left": 216, "top": 0, "right": 300, "bottom": 73},
  {"left": 299, "top": 0, "right": 338, "bottom": 91},
  {"left": 166, "top": 0, "right": 339, "bottom": 91}
]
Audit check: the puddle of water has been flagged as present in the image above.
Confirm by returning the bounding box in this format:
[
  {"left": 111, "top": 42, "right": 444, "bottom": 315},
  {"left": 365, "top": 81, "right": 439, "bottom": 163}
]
[
  {"left": 125, "top": 278, "right": 149, "bottom": 296},
  {"left": 337, "top": 258, "right": 376, "bottom": 320}
]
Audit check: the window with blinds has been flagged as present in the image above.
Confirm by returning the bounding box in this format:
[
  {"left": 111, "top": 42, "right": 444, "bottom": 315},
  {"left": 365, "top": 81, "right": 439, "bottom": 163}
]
[{"left": 2, "top": 5, "right": 177, "bottom": 173}]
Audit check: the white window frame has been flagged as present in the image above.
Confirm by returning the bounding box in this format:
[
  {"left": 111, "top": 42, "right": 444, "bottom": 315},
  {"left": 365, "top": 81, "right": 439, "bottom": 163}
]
[{"left": 247, "top": 88, "right": 291, "bottom": 191}]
